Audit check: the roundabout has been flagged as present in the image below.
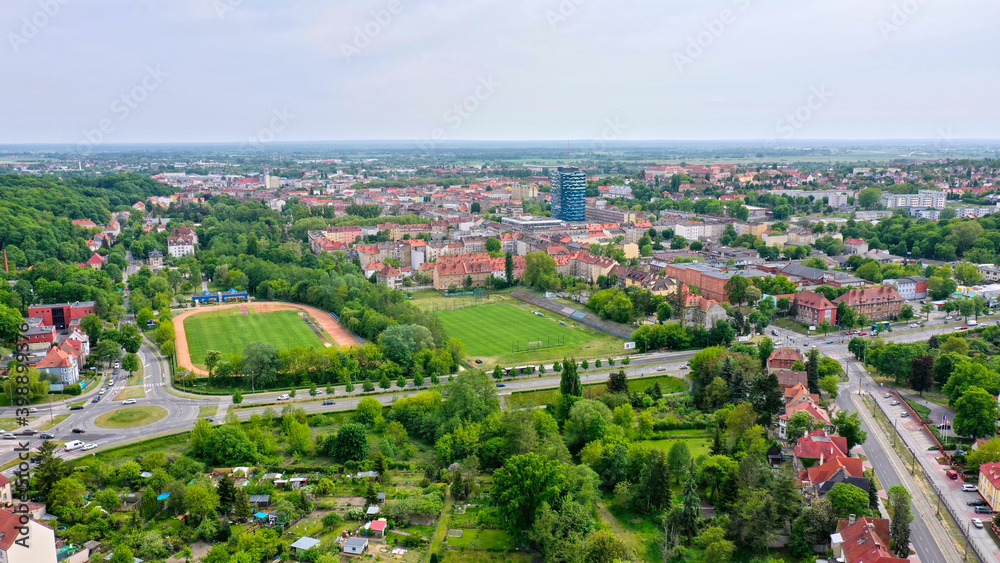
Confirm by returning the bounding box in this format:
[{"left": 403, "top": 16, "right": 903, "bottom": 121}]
[{"left": 94, "top": 406, "right": 169, "bottom": 429}]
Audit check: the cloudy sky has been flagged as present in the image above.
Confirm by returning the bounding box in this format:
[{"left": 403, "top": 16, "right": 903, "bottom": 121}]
[{"left": 2, "top": 0, "right": 998, "bottom": 144}]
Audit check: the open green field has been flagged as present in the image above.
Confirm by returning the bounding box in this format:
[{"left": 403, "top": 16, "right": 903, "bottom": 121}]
[
  {"left": 507, "top": 375, "right": 687, "bottom": 408},
  {"left": 434, "top": 301, "right": 623, "bottom": 363},
  {"left": 644, "top": 429, "right": 713, "bottom": 459},
  {"left": 95, "top": 406, "right": 169, "bottom": 429},
  {"left": 184, "top": 309, "right": 325, "bottom": 367}
]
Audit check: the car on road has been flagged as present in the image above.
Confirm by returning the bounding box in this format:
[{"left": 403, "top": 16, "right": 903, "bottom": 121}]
[
  {"left": 946, "top": 315, "right": 953, "bottom": 319},
  {"left": 71, "top": 428, "right": 85, "bottom": 434},
  {"left": 495, "top": 383, "right": 506, "bottom": 388},
  {"left": 968, "top": 499, "right": 988, "bottom": 506},
  {"left": 92, "top": 396, "right": 101, "bottom": 403},
  {"left": 960, "top": 326, "right": 969, "bottom": 330},
  {"left": 69, "top": 405, "right": 84, "bottom": 411},
  {"left": 771, "top": 329, "right": 779, "bottom": 336},
  {"left": 64, "top": 440, "right": 85, "bottom": 451},
  {"left": 972, "top": 518, "right": 984, "bottom": 529},
  {"left": 826, "top": 340, "right": 834, "bottom": 344},
  {"left": 98, "top": 389, "right": 106, "bottom": 395},
  {"left": 123, "top": 399, "right": 137, "bottom": 405},
  {"left": 909, "top": 323, "right": 919, "bottom": 328},
  {"left": 204, "top": 417, "right": 214, "bottom": 423},
  {"left": 682, "top": 363, "right": 690, "bottom": 369},
  {"left": 1, "top": 434, "right": 15, "bottom": 440},
  {"left": 656, "top": 366, "right": 665, "bottom": 372},
  {"left": 900, "top": 411, "right": 909, "bottom": 418},
  {"left": 890, "top": 400, "right": 900, "bottom": 406},
  {"left": 883, "top": 393, "right": 892, "bottom": 398},
  {"left": 859, "top": 332, "right": 868, "bottom": 336},
  {"left": 963, "top": 484, "right": 979, "bottom": 492},
  {"left": 846, "top": 330, "right": 855, "bottom": 335},
  {"left": 82, "top": 443, "right": 97, "bottom": 451},
  {"left": 975, "top": 506, "right": 994, "bottom": 514},
  {"left": 21, "top": 428, "right": 38, "bottom": 435},
  {"left": 40, "top": 432, "right": 55, "bottom": 439},
  {"left": 112, "top": 368, "right": 120, "bottom": 375},
  {"left": 322, "top": 400, "right": 336, "bottom": 405},
  {"left": 276, "top": 394, "right": 290, "bottom": 400},
  {"left": 28, "top": 407, "right": 37, "bottom": 413}
]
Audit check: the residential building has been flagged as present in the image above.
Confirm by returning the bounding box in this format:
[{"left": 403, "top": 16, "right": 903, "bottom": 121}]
[
  {"left": 799, "top": 456, "right": 864, "bottom": 495},
  {"left": 27, "top": 301, "right": 95, "bottom": 330},
  {"left": 795, "top": 430, "right": 849, "bottom": 464},
  {"left": 148, "top": 249, "right": 164, "bottom": 270},
  {"left": 510, "top": 184, "right": 539, "bottom": 200},
  {"left": 86, "top": 253, "right": 106, "bottom": 270},
  {"left": 978, "top": 462, "right": 1000, "bottom": 511},
  {"left": 679, "top": 286, "right": 728, "bottom": 328},
  {"left": 833, "top": 286, "right": 906, "bottom": 321},
  {"left": 36, "top": 345, "right": 80, "bottom": 384},
  {"left": 0, "top": 475, "right": 10, "bottom": 507},
  {"left": 792, "top": 291, "right": 837, "bottom": 326},
  {"left": 883, "top": 276, "right": 927, "bottom": 300},
  {"left": 830, "top": 516, "right": 908, "bottom": 563},
  {"left": 767, "top": 348, "right": 804, "bottom": 372},
  {"left": 376, "top": 264, "right": 403, "bottom": 290},
  {"left": 843, "top": 238, "right": 869, "bottom": 255},
  {"left": 0, "top": 509, "right": 58, "bottom": 563},
  {"left": 584, "top": 200, "right": 636, "bottom": 224},
  {"left": 880, "top": 189, "right": 946, "bottom": 209},
  {"left": 980, "top": 265, "right": 1000, "bottom": 283},
  {"left": 167, "top": 226, "right": 199, "bottom": 257},
  {"left": 550, "top": 167, "right": 586, "bottom": 222}
]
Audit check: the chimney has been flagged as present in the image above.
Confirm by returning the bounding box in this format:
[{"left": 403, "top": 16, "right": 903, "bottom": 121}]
[{"left": 848, "top": 514, "right": 857, "bottom": 526}]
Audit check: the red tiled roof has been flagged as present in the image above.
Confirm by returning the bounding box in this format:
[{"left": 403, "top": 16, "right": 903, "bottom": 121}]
[
  {"left": 837, "top": 517, "right": 907, "bottom": 563},
  {"left": 769, "top": 348, "right": 804, "bottom": 363},
  {"left": 795, "top": 430, "right": 848, "bottom": 459},
  {"left": 794, "top": 291, "right": 836, "bottom": 310},
  {"left": 833, "top": 286, "right": 904, "bottom": 307},
  {"left": 800, "top": 456, "right": 864, "bottom": 484}
]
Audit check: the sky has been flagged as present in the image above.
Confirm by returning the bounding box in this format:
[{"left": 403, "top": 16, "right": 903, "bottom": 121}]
[{"left": 2, "top": 0, "right": 999, "bottom": 145}]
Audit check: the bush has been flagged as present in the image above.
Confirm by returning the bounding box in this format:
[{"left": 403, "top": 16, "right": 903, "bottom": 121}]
[
  {"left": 347, "top": 507, "right": 365, "bottom": 520},
  {"left": 322, "top": 512, "right": 343, "bottom": 527},
  {"left": 64, "top": 383, "right": 82, "bottom": 396}
]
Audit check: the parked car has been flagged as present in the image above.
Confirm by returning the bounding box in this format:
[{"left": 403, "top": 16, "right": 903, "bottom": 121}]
[
  {"left": 322, "top": 400, "right": 336, "bottom": 406},
  {"left": 859, "top": 332, "right": 868, "bottom": 336},
  {"left": 82, "top": 443, "right": 97, "bottom": 451},
  {"left": 71, "top": 428, "right": 86, "bottom": 434},
  {"left": 474, "top": 360, "right": 483, "bottom": 364},
  {"left": 963, "top": 484, "right": 979, "bottom": 492},
  {"left": 947, "top": 469, "right": 959, "bottom": 479},
  {"left": 946, "top": 315, "right": 953, "bottom": 320},
  {"left": 900, "top": 411, "right": 909, "bottom": 418},
  {"left": 276, "top": 394, "right": 290, "bottom": 400},
  {"left": 883, "top": 393, "right": 892, "bottom": 398},
  {"left": 890, "top": 400, "right": 900, "bottom": 406},
  {"left": 961, "top": 326, "right": 969, "bottom": 330},
  {"left": 826, "top": 340, "right": 834, "bottom": 344},
  {"left": 204, "top": 417, "right": 214, "bottom": 423},
  {"left": 938, "top": 423, "right": 952, "bottom": 430},
  {"left": 972, "top": 518, "right": 984, "bottom": 529},
  {"left": 974, "top": 506, "right": 994, "bottom": 514},
  {"left": 39, "top": 432, "right": 55, "bottom": 439},
  {"left": 909, "top": 323, "right": 919, "bottom": 328},
  {"left": 846, "top": 330, "right": 856, "bottom": 335},
  {"left": 968, "top": 499, "right": 988, "bottom": 506},
  {"left": 98, "top": 389, "right": 106, "bottom": 395}
]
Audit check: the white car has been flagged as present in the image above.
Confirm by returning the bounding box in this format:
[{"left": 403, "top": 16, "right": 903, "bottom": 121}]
[
  {"left": 276, "top": 394, "right": 291, "bottom": 400},
  {"left": 82, "top": 443, "right": 97, "bottom": 451},
  {"left": 98, "top": 389, "right": 106, "bottom": 395},
  {"left": 909, "top": 323, "right": 919, "bottom": 328},
  {"left": 946, "top": 315, "right": 953, "bottom": 320},
  {"left": 963, "top": 484, "right": 979, "bottom": 492},
  {"left": 63, "top": 440, "right": 85, "bottom": 451},
  {"left": 972, "top": 518, "right": 984, "bottom": 529},
  {"left": 123, "top": 399, "right": 137, "bottom": 405},
  {"left": 656, "top": 366, "right": 665, "bottom": 372}
]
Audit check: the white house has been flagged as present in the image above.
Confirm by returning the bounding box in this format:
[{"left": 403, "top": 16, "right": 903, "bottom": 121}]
[
  {"left": 0, "top": 510, "right": 58, "bottom": 563},
  {"left": 343, "top": 537, "right": 368, "bottom": 555}
]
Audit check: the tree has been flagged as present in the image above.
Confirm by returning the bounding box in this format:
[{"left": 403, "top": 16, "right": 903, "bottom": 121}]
[
  {"left": 898, "top": 304, "right": 914, "bottom": 321},
  {"left": 485, "top": 237, "right": 501, "bottom": 254},
  {"left": 757, "top": 337, "right": 774, "bottom": 370},
  {"left": 832, "top": 410, "right": 867, "bottom": 451},
  {"left": 505, "top": 252, "right": 515, "bottom": 285},
  {"left": 606, "top": 370, "right": 627, "bottom": 394},
  {"left": 886, "top": 485, "right": 912, "bottom": 558},
  {"left": 806, "top": 348, "right": 820, "bottom": 394},
  {"left": 204, "top": 349, "right": 223, "bottom": 378},
  {"left": 786, "top": 411, "right": 818, "bottom": 440},
  {"left": 325, "top": 423, "right": 370, "bottom": 462},
  {"left": 910, "top": 355, "right": 935, "bottom": 395},
  {"left": 34, "top": 441, "right": 69, "bottom": 501},
  {"left": 492, "top": 365, "right": 503, "bottom": 381},
  {"left": 121, "top": 352, "right": 140, "bottom": 376},
  {"left": 523, "top": 252, "right": 558, "bottom": 290},
  {"left": 858, "top": 187, "right": 883, "bottom": 209},
  {"left": 379, "top": 374, "right": 392, "bottom": 389},
  {"left": 954, "top": 386, "right": 999, "bottom": 438},
  {"left": 657, "top": 302, "right": 674, "bottom": 323},
  {"left": 724, "top": 275, "right": 750, "bottom": 305},
  {"left": 203, "top": 424, "right": 259, "bottom": 466},
  {"left": 489, "top": 453, "right": 566, "bottom": 537},
  {"left": 378, "top": 324, "right": 434, "bottom": 367},
  {"left": 674, "top": 461, "right": 702, "bottom": 538},
  {"left": 49, "top": 477, "right": 87, "bottom": 518},
  {"left": 93, "top": 339, "right": 122, "bottom": 367},
  {"left": 827, "top": 482, "right": 872, "bottom": 518},
  {"left": 667, "top": 442, "right": 691, "bottom": 483},
  {"left": 920, "top": 302, "right": 934, "bottom": 321},
  {"left": 354, "top": 397, "right": 382, "bottom": 426},
  {"left": 80, "top": 313, "right": 103, "bottom": 346},
  {"left": 560, "top": 358, "right": 582, "bottom": 397},
  {"left": 967, "top": 438, "right": 1000, "bottom": 472},
  {"left": 819, "top": 375, "right": 840, "bottom": 398},
  {"left": 234, "top": 488, "right": 253, "bottom": 520},
  {"left": 242, "top": 341, "right": 280, "bottom": 388},
  {"left": 749, "top": 372, "right": 783, "bottom": 420}
]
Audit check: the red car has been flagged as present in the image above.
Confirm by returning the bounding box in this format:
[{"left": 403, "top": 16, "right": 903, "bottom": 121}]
[
  {"left": 846, "top": 330, "right": 856, "bottom": 335},
  {"left": 859, "top": 331, "right": 868, "bottom": 336},
  {"left": 961, "top": 326, "right": 969, "bottom": 330}
]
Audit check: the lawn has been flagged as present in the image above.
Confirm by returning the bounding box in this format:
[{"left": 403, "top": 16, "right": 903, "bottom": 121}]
[
  {"left": 434, "top": 302, "right": 623, "bottom": 363},
  {"left": 39, "top": 414, "right": 69, "bottom": 430},
  {"left": 644, "top": 429, "right": 713, "bottom": 459},
  {"left": 95, "top": 406, "right": 169, "bottom": 429},
  {"left": 113, "top": 387, "right": 146, "bottom": 401},
  {"left": 507, "top": 375, "right": 686, "bottom": 408},
  {"left": 199, "top": 405, "right": 218, "bottom": 418},
  {"left": 0, "top": 417, "right": 37, "bottom": 431},
  {"left": 184, "top": 308, "right": 325, "bottom": 367},
  {"left": 445, "top": 529, "right": 518, "bottom": 552}
]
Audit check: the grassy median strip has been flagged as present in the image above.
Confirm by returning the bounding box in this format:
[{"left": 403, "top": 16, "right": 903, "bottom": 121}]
[
  {"left": 39, "top": 414, "right": 69, "bottom": 430},
  {"left": 113, "top": 387, "right": 147, "bottom": 401},
  {"left": 95, "top": 406, "right": 168, "bottom": 429}
]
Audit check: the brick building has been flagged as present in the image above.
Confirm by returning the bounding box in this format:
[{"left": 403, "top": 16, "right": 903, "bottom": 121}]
[{"left": 833, "top": 286, "right": 905, "bottom": 321}]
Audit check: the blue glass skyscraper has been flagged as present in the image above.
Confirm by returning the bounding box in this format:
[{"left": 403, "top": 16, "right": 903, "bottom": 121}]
[{"left": 550, "top": 166, "right": 586, "bottom": 222}]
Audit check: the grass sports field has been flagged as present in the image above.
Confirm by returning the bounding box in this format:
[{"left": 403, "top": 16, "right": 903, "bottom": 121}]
[
  {"left": 434, "top": 302, "right": 623, "bottom": 363},
  {"left": 184, "top": 309, "right": 324, "bottom": 367}
]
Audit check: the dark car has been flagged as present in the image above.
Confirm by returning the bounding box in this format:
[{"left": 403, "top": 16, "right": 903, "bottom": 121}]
[
  {"left": 204, "top": 417, "right": 214, "bottom": 423},
  {"left": 322, "top": 400, "right": 336, "bottom": 405},
  {"left": 71, "top": 428, "right": 85, "bottom": 434},
  {"left": 69, "top": 405, "right": 84, "bottom": 411},
  {"left": 92, "top": 396, "right": 101, "bottom": 403},
  {"left": 968, "top": 499, "right": 988, "bottom": 506},
  {"left": 39, "top": 432, "right": 55, "bottom": 439},
  {"left": 112, "top": 368, "right": 120, "bottom": 375},
  {"left": 496, "top": 383, "right": 506, "bottom": 388},
  {"left": 974, "top": 506, "right": 994, "bottom": 514},
  {"left": 474, "top": 360, "right": 483, "bottom": 364}
]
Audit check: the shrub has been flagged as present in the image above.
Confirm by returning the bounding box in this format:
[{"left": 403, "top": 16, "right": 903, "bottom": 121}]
[{"left": 322, "top": 512, "right": 343, "bottom": 527}]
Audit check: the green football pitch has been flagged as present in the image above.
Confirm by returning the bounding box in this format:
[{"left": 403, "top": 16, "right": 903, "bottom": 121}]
[
  {"left": 184, "top": 309, "right": 324, "bottom": 367},
  {"left": 435, "top": 303, "right": 612, "bottom": 360}
]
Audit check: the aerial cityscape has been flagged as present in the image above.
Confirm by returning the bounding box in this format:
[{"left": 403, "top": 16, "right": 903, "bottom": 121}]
[{"left": 3, "top": 1, "right": 1000, "bottom": 563}]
